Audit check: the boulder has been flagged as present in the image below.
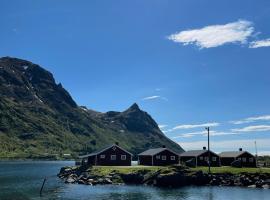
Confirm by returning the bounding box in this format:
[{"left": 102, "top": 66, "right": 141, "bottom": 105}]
[
  {"left": 121, "top": 173, "right": 144, "bottom": 184},
  {"left": 248, "top": 184, "right": 257, "bottom": 188},
  {"left": 262, "top": 184, "right": 269, "bottom": 189},
  {"left": 154, "top": 172, "right": 187, "bottom": 187},
  {"left": 65, "top": 177, "right": 77, "bottom": 184}
]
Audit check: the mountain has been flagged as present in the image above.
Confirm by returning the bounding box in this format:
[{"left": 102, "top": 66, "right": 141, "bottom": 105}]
[{"left": 0, "top": 57, "right": 184, "bottom": 159}]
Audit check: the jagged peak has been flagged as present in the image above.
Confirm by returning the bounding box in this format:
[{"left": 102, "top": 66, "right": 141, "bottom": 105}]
[{"left": 128, "top": 103, "right": 140, "bottom": 111}]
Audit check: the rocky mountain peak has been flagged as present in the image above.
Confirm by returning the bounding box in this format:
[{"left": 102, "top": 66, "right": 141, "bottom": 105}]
[
  {"left": 0, "top": 57, "right": 184, "bottom": 158},
  {"left": 128, "top": 103, "right": 140, "bottom": 111},
  {"left": 0, "top": 56, "right": 77, "bottom": 109}
]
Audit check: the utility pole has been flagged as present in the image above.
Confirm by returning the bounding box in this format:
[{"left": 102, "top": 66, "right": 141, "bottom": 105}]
[
  {"left": 255, "top": 141, "right": 258, "bottom": 168},
  {"left": 205, "top": 127, "right": 211, "bottom": 173}
]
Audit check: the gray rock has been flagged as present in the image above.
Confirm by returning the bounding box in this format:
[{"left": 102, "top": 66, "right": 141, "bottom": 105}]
[
  {"left": 262, "top": 184, "right": 269, "bottom": 189},
  {"left": 248, "top": 184, "right": 257, "bottom": 188},
  {"left": 65, "top": 177, "right": 76, "bottom": 184}
]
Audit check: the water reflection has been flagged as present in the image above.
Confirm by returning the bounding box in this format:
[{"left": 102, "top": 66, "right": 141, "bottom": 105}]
[{"left": 1, "top": 161, "right": 270, "bottom": 200}]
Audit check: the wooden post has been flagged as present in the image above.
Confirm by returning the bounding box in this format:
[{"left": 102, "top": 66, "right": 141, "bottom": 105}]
[
  {"left": 40, "top": 177, "right": 47, "bottom": 197},
  {"left": 205, "top": 127, "right": 211, "bottom": 173}
]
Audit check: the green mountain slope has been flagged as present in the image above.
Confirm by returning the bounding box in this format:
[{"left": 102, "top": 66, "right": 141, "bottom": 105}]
[{"left": 0, "top": 57, "right": 184, "bottom": 159}]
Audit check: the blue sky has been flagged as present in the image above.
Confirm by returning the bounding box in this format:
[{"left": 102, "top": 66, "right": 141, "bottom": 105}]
[{"left": 1, "top": 0, "right": 270, "bottom": 154}]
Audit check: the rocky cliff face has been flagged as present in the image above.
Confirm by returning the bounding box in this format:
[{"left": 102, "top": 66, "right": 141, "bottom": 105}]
[{"left": 0, "top": 57, "right": 183, "bottom": 158}]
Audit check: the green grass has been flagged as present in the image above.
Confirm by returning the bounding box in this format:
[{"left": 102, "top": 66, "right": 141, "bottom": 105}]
[
  {"left": 191, "top": 166, "right": 270, "bottom": 174},
  {"left": 88, "top": 166, "right": 166, "bottom": 176}
]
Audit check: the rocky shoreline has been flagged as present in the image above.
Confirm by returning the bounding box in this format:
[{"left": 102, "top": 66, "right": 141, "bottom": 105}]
[{"left": 58, "top": 165, "right": 270, "bottom": 189}]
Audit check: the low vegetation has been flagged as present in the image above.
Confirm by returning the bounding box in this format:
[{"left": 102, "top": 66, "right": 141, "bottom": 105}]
[
  {"left": 191, "top": 166, "right": 270, "bottom": 174},
  {"left": 89, "top": 166, "right": 166, "bottom": 176}
]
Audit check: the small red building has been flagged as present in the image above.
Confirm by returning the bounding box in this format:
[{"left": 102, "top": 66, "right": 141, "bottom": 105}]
[
  {"left": 79, "top": 143, "right": 132, "bottom": 166},
  {"left": 219, "top": 148, "right": 256, "bottom": 167},
  {"left": 180, "top": 147, "right": 221, "bottom": 167},
  {"left": 138, "top": 146, "right": 179, "bottom": 166}
]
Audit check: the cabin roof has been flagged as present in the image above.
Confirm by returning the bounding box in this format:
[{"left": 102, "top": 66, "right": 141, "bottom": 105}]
[
  {"left": 219, "top": 151, "right": 253, "bottom": 158},
  {"left": 180, "top": 150, "right": 207, "bottom": 157},
  {"left": 180, "top": 150, "right": 219, "bottom": 157},
  {"left": 138, "top": 148, "right": 178, "bottom": 156},
  {"left": 79, "top": 144, "right": 133, "bottom": 159}
]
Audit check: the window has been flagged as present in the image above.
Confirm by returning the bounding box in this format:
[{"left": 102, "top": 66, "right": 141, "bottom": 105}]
[
  {"left": 100, "top": 154, "right": 105, "bottom": 159},
  {"left": 111, "top": 155, "right": 116, "bottom": 160},
  {"left": 156, "top": 155, "right": 160, "bottom": 159},
  {"left": 200, "top": 156, "right": 203, "bottom": 160},
  {"left": 121, "top": 155, "right": 126, "bottom": 160},
  {"left": 162, "top": 155, "right": 167, "bottom": 160},
  {"left": 171, "top": 156, "right": 176, "bottom": 160},
  {"left": 249, "top": 158, "right": 254, "bottom": 163},
  {"left": 242, "top": 157, "right": 246, "bottom": 162},
  {"left": 238, "top": 157, "right": 241, "bottom": 161},
  {"left": 212, "top": 157, "right": 216, "bottom": 162},
  {"left": 204, "top": 157, "right": 209, "bottom": 161}
]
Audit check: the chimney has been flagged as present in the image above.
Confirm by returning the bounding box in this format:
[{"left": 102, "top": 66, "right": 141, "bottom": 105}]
[
  {"left": 239, "top": 148, "right": 242, "bottom": 151},
  {"left": 203, "top": 147, "right": 207, "bottom": 150},
  {"left": 162, "top": 145, "right": 166, "bottom": 148},
  {"left": 115, "top": 142, "right": 119, "bottom": 146}
]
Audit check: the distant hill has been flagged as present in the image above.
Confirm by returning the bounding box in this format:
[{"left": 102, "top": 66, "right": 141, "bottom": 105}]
[{"left": 0, "top": 57, "right": 184, "bottom": 159}]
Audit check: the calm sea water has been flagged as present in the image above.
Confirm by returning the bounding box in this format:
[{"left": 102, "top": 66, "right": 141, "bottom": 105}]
[{"left": 0, "top": 161, "right": 269, "bottom": 200}]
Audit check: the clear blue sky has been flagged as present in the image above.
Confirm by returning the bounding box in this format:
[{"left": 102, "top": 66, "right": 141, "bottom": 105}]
[{"left": 1, "top": 0, "right": 270, "bottom": 154}]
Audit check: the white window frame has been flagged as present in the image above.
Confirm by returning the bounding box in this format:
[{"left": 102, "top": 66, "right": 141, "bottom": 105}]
[
  {"left": 111, "top": 155, "right": 116, "bottom": 160},
  {"left": 249, "top": 158, "right": 254, "bottom": 163},
  {"left": 156, "top": 155, "right": 160, "bottom": 159},
  {"left": 100, "top": 154, "right": 105, "bottom": 159},
  {"left": 242, "top": 157, "right": 246, "bottom": 162},
  {"left": 121, "top": 155, "right": 126, "bottom": 160},
  {"left": 170, "top": 156, "right": 176, "bottom": 160},
  {"left": 212, "top": 157, "right": 216, "bottom": 162},
  {"left": 162, "top": 155, "right": 167, "bottom": 160},
  {"left": 204, "top": 157, "right": 209, "bottom": 161}
]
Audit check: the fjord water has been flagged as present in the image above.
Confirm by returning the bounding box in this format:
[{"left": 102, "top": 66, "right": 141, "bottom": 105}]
[{"left": 0, "top": 161, "right": 269, "bottom": 200}]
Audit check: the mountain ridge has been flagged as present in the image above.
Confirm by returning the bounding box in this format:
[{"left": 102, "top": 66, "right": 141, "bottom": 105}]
[{"left": 0, "top": 56, "right": 184, "bottom": 159}]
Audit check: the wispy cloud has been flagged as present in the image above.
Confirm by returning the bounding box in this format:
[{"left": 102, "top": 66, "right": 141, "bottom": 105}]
[
  {"left": 158, "top": 124, "right": 168, "bottom": 129},
  {"left": 230, "top": 115, "right": 270, "bottom": 124},
  {"left": 142, "top": 96, "right": 160, "bottom": 100},
  {"left": 172, "top": 131, "right": 205, "bottom": 139},
  {"left": 232, "top": 125, "right": 270, "bottom": 132},
  {"left": 167, "top": 20, "right": 254, "bottom": 49},
  {"left": 172, "top": 130, "right": 238, "bottom": 139},
  {"left": 249, "top": 39, "right": 270, "bottom": 48},
  {"left": 172, "top": 122, "right": 219, "bottom": 130},
  {"left": 142, "top": 95, "right": 168, "bottom": 101},
  {"left": 178, "top": 138, "right": 270, "bottom": 155}
]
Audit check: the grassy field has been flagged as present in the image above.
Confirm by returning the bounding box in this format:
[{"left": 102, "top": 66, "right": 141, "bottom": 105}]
[
  {"left": 88, "top": 165, "right": 166, "bottom": 176},
  {"left": 191, "top": 166, "right": 270, "bottom": 174},
  {"left": 86, "top": 165, "right": 270, "bottom": 176}
]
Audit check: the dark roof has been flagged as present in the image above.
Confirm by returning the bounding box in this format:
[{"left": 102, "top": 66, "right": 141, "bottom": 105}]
[
  {"left": 79, "top": 144, "right": 133, "bottom": 159},
  {"left": 180, "top": 150, "right": 207, "bottom": 157},
  {"left": 138, "top": 148, "right": 178, "bottom": 156},
  {"left": 180, "top": 150, "right": 220, "bottom": 157},
  {"left": 219, "top": 151, "right": 254, "bottom": 158}
]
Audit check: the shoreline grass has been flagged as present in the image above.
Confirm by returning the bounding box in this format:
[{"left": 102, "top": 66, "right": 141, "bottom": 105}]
[{"left": 191, "top": 166, "right": 270, "bottom": 174}]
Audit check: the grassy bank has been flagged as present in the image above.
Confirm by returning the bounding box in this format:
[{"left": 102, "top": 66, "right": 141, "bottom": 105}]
[
  {"left": 191, "top": 166, "right": 270, "bottom": 174},
  {"left": 82, "top": 165, "right": 270, "bottom": 176},
  {"left": 86, "top": 166, "right": 270, "bottom": 175},
  {"left": 88, "top": 166, "right": 166, "bottom": 176}
]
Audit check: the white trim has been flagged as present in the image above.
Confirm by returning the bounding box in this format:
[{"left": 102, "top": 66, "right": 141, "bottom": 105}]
[
  {"left": 100, "top": 154, "right": 105, "bottom": 159},
  {"left": 111, "top": 155, "right": 116, "bottom": 160},
  {"left": 121, "top": 155, "right": 126, "bottom": 160}
]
